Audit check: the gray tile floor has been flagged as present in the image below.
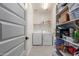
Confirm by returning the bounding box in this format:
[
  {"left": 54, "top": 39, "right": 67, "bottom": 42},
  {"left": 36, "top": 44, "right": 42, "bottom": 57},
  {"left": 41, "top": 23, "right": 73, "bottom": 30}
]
[{"left": 28, "top": 46, "right": 53, "bottom": 56}]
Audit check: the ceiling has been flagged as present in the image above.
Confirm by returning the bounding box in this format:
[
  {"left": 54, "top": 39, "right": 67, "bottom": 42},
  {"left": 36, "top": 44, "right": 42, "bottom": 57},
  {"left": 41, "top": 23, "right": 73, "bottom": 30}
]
[{"left": 31, "top": 3, "right": 54, "bottom": 13}]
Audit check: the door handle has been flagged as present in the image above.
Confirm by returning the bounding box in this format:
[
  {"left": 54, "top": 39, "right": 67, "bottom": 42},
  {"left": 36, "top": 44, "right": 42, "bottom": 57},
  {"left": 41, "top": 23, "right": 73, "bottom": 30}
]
[{"left": 25, "top": 37, "right": 29, "bottom": 40}]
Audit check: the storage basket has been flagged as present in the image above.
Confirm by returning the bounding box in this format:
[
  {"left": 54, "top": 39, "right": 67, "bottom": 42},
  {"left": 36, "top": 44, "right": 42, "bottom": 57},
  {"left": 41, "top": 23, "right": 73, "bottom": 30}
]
[{"left": 59, "top": 9, "right": 70, "bottom": 24}]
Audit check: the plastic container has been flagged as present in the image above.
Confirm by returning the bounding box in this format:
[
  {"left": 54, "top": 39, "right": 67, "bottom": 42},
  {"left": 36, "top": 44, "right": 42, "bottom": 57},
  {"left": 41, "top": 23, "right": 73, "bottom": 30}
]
[
  {"left": 68, "top": 3, "right": 79, "bottom": 12},
  {"left": 55, "top": 38, "right": 64, "bottom": 46},
  {"left": 69, "top": 7, "right": 79, "bottom": 20}
]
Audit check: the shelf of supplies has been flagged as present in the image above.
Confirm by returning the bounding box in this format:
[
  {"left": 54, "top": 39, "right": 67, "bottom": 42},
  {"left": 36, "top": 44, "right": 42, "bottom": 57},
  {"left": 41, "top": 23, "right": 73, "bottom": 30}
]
[
  {"left": 63, "top": 36, "right": 79, "bottom": 47},
  {"left": 56, "top": 21, "right": 71, "bottom": 26},
  {"left": 59, "top": 50, "right": 72, "bottom": 56},
  {"left": 56, "top": 4, "right": 79, "bottom": 56},
  {"left": 56, "top": 18, "right": 79, "bottom": 26},
  {"left": 56, "top": 5, "right": 68, "bottom": 17}
]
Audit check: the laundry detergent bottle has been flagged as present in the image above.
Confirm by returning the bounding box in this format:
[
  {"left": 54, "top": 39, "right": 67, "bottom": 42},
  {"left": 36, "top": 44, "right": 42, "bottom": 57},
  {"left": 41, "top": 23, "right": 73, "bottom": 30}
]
[{"left": 73, "top": 29, "right": 79, "bottom": 43}]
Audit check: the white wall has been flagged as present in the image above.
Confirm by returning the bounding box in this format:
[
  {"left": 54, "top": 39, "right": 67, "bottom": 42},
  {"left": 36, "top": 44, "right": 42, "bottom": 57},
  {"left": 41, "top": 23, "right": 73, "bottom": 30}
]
[
  {"left": 33, "top": 10, "right": 51, "bottom": 32},
  {"left": 50, "top": 4, "right": 56, "bottom": 36},
  {"left": 25, "top": 4, "right": 33, "bottom": 55},
  {"left": 33, "top": 11, "right": 51, "bottom": 24},
  {"left": 50, "top": 4, "right": 56, "bottom": 54},
  {"left": 33, "top": 24, "right": 51, "bottom": 32}
]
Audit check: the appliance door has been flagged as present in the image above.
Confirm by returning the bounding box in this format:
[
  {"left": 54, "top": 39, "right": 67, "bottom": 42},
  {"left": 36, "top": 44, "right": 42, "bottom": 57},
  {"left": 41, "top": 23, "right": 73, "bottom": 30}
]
[
  {"left": 33, "top": 33, "right": 42, "bottom": 45},
  {"left": 43, "top": 33, "right": 53, "bottom": 45}
]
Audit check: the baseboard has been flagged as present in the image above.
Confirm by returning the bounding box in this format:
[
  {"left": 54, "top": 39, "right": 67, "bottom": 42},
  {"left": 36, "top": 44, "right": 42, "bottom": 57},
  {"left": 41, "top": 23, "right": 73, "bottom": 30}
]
[
  {"left": 26, "top": 46, "right": 33, "bottom": 56},
  {"left": 20, "top": 50, "right": 27, "bottom": 56}
]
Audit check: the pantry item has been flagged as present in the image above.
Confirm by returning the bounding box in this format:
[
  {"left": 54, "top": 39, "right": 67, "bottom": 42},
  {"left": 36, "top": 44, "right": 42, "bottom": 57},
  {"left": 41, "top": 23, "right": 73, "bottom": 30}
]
[
  {"left": 73, "top": 29, "right": 79, "bottom": 43},
  {"left": 66, "top": 46, "right": 76, "bottom": 55},
  {"left": 55, "top": 38, "right": 64, "bottom": 51}
]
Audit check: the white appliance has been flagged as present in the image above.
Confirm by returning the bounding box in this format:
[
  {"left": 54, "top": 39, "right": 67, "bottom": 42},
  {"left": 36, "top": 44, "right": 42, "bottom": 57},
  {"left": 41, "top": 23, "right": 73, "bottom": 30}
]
[
  {"left": 32, "top": 31, "right": 53, "bottom": 46},
  {"left": 43, "top": 32, "right": 53, "bottom": 45},
  {"left": 32, "top": 31, "right": 42, "bottom": 45}
]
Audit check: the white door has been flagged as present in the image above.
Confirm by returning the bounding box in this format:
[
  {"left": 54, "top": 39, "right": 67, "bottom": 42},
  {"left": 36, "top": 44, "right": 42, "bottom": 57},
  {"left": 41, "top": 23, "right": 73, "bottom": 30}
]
[{"left": 0, "top": 3, "right": 26, "bottom": 56}]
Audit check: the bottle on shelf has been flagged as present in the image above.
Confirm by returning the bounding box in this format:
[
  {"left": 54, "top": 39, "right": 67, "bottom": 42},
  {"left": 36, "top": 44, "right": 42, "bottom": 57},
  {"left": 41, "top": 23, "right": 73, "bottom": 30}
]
[{"left": 72, "top": 29, "right": 79, "bottom": 43}]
